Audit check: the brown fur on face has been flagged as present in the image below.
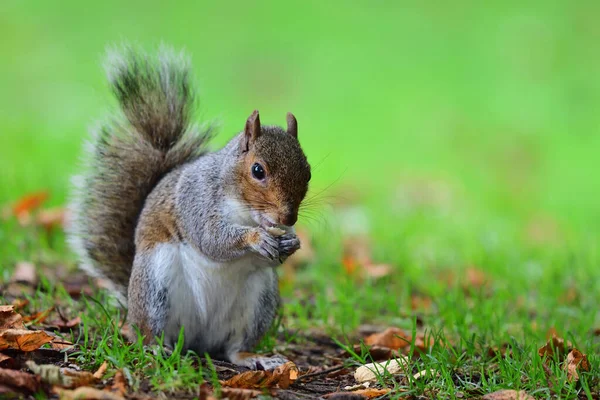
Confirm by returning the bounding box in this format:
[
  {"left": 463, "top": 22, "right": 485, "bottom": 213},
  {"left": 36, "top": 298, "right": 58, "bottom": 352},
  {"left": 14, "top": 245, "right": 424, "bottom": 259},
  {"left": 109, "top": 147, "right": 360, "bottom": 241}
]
[{"left": 238, "top": 123, "right": 310, "bottom": 226}]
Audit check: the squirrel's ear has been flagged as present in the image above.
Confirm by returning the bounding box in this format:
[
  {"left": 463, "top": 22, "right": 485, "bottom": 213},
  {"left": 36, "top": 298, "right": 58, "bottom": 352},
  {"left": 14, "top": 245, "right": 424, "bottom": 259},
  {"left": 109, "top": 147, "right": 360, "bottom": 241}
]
[
  {"left": 286, "top": 112, "right": 298, "bottom": 139},
  {"left": 242, "top": 110, "right": 261, "bottom": 151}
]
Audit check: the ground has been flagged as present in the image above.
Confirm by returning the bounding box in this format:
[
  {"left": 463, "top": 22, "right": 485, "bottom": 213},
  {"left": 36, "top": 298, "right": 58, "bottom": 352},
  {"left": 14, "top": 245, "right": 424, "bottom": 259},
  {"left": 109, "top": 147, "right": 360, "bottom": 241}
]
[{"left": 0, "top": 192, "right": 598, "bottom": 399}]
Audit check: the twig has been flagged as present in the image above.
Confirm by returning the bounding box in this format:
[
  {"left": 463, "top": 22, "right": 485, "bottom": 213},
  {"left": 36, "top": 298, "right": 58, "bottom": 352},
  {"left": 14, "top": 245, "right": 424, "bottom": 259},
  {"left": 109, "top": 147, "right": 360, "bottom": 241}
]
[{"left": 295, "top": 364, "right": 345, "bottom": 382}]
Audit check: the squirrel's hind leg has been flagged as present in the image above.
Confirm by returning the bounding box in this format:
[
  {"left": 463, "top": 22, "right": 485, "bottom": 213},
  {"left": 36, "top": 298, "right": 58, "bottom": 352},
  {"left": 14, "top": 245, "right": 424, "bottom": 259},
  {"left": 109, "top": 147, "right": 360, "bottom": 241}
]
[{"left": 126, "top": 250, "right": 171, "bottom": 346}]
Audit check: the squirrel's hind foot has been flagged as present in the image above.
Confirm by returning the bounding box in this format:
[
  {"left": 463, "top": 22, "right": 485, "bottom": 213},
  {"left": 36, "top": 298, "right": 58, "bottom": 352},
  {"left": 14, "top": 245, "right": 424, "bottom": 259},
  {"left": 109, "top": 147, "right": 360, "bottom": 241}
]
[{"left": 230, "top": 352, "right": 288, "bottom": 371}]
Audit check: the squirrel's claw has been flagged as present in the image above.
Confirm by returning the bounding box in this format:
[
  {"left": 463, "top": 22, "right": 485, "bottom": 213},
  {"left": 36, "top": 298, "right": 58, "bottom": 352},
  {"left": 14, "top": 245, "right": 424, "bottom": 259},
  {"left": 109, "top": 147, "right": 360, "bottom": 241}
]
[
  {"left": 278, "top": 233, "right": 301, "bottom": 258},
  {"left": 250, "top": 228, "right": 280, "bottom": 261}
]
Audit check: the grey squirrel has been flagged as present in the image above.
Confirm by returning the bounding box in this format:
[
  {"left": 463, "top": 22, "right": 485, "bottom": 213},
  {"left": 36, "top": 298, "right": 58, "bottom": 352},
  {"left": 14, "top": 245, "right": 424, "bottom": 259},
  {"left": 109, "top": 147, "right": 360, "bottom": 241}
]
[{"left": 67, "top": 47, "right": 311, "bottom": 370}]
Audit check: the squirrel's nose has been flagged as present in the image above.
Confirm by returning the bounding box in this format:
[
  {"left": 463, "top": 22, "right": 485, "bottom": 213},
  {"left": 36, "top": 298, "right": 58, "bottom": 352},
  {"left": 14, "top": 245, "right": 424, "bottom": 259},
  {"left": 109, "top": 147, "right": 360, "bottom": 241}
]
[{"left": 279, "top": 212, "right": 297, "bottom": 227}]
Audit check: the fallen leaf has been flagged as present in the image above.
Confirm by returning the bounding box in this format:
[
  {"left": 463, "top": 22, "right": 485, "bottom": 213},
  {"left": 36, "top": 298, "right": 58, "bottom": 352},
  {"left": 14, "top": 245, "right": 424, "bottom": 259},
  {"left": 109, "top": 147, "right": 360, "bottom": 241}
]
[
  {"left": 482, "top": 389, "right": 535, "bottom": 400},
  {"left": 488, "top": 343, "right": 511, "bottom": 359},
  {"left": 50, "top": 317, "right": 82, "bottom": 332},
  {"left": 108, "top": 370, "right": 128, "bottom": 396},
  {"left": 11, "top": 299, "right": 29, "bottom": 310},
  {"left": 465, "top": 267, "right": 487, "bottom": 288},
  {"left": 0, "top": 305, "right": 25, "bottom": 329},
  {"left": 324, "top": 388, "right": 390, "bottom": 399},
  {"left": 93, "top": 361, "right": 108, "bottom": 380},
  {"left": 0, "top": 329, "right": 54, "bottom": 351},
  {"left": 364, "top": 327, "right": 411, "bottom": 350},
  {"left": 348, "top": 344, "right": 394, "bottom": 361},
  {"left": 410, "top": 295, "right": 433, "bottom": 311},
  {"left": 221, "top": 361, "right": 298, "bottom": 390},
  {"left": 49, "top": 338, "right": 75, "bottom": 351},
  {"left": 22, "top": 308, "right": 53, "bottom": 324},
  {"left": 538, "top": 335, "right": 571, "bottom": 361},
  {"left": 27, "top": 361, "right": 97, "bottom": 388},
  {"left": 362, "top": 263, "right": 392, "bottom": 279},
  {"left": 10, "top": 262, "right": 38, "bottom": 286},
  {"left": 220, "top": 387, "right": 264, "bottom": 399},
  {"left": 563, "top": 348, "right": 590, "bottom": 382},
  {"left": 36, "top": 208, "right": 66, "bottom": 231},
  {"left": 12, "top": 192, "right": 48, "bottom": 218},
  {"left": 348, "top": 388, "right": 390, "bottom": 398},
  {"left": 354, "top": 357, "right": 409, "bottom": 383},
  {"left": 54, "top": 386, "right": 125, "bottom": 400},
  {"left": 0, "top": 367, "right": 41, "bottom": 393}
]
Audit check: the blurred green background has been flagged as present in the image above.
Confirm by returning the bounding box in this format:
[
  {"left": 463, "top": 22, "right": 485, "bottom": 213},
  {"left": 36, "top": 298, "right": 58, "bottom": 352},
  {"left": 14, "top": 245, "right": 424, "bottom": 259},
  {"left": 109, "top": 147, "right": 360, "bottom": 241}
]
[{"left": 2, "top": 0, "right": 599, "bottom": 240}]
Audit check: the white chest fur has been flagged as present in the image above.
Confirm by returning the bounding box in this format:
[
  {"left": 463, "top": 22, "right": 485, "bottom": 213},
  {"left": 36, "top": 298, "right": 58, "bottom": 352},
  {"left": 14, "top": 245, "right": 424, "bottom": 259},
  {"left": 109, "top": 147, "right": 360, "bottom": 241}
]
[{"left": 150, "top": 243, "right": 276, "bottom": 355}]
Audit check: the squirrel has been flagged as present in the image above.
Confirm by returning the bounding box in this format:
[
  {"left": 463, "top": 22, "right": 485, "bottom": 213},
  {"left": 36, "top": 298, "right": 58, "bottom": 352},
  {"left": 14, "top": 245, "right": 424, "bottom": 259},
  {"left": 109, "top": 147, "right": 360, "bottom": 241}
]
[{"left": 66, "top": 46, "right": 311, "bottom": 370}]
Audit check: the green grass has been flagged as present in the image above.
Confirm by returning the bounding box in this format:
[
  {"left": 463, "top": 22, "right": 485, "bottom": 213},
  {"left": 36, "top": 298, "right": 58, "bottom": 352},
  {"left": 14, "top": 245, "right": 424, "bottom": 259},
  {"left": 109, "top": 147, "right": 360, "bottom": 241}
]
[{"left": 1, "top": 0, "right": 599, "bottom": 398}]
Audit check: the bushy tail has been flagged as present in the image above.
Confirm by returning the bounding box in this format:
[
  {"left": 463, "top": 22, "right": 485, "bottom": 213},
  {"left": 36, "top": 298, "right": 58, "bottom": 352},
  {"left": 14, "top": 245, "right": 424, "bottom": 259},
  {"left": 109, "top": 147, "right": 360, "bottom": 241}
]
[{"left": 67, "top": 46, "right": 213, "bottom": 298}]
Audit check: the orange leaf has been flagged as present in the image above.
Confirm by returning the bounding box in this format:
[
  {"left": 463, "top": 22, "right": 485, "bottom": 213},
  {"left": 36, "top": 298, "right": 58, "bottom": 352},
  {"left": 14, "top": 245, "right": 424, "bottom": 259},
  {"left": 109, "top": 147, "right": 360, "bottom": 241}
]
[
  {"left": 36, "top": 208, "right": 66, "bottom": 231},
  {"left": 22, "top": 308, "right": 53, "bottom": 324},
  {"left": 0, "top": 329, "right": 54, "bottom": 351},
  {"left": 563, "top": 348, "right": 590, "bottom": 382},
  {"left": 108, "top": 370, "right": 128, "bottom": 396},
  {"left": 93, "top": 361, "right": 108, "bottom": 380},
  {"left": 12, "top": 192, "right": 48, "bottom": 217},
  {"left": 364, "top": 327, "right": 412, "bottom": 350},
  {"left": 221, "top": 361, "right": 298, "bottom": 390},
  {"left": 538, "top": 335, "right": 571, "bottom": 361},
  {"left": 323, "top": 388, "right": 391, "bottom": 399},
  {"left": 0, "top": 305, "right": 25, "bottom": 329}
]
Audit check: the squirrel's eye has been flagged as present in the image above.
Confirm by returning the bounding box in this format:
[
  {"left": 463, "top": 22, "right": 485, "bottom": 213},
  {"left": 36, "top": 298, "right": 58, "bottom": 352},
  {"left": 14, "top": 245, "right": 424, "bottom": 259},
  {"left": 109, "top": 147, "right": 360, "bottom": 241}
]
[{"left": 251, "top": 163, "right": 266, "bottom": 180}]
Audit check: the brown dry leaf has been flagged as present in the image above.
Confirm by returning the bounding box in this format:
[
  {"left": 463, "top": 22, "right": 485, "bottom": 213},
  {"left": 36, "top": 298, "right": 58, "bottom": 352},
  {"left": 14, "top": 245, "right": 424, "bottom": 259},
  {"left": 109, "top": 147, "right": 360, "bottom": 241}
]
[
  {"left": 538, "top": 335, "right": 571, "bottom": 361},
  {"left": 410, "top": 295, "right": 433, "bottom": 311},
  {"left": 0, "top": 305, "right": 25, "bottom": 329},
  {"left": 11, "top": 262, "right": 38, "bottom": 286},
  {"left": 50, "top": 338, "right": 75, "bottom": 351},
  {"left": 349, "top": 344, "right": 394, "bottom": 361},
  {"left": 51, "top": 317, "right": 82, "bottom": 332},
  {"left": 221, "top": 387, "right": 264, "bottom": 399},
  {"left": 27, "top": 361, "right": 97, "bottom": 388},
  {"left": 12, "top": 192, "right": 48, "bottom": 217},
  {"left": 36, "top": 208, "right": 66, "bottom": 231},
  {"left": 93, "top": 361, "right": 108, "bottom": 380},
  {"left": 108, "top": 370, "right": 128, "bottom": 396},
  {"left": 0, "top": 329, "right": 54, "bottom": 351},
  {"left": 0, "top": 367, "right": 42, "bottom": 394},
  {"left": 482, "top": 389, "right": 534, "bottom": 400},
  {"left": 563, "top": 349, "right": 590, "bottom": 382},
  {"left": 54, "top": 386, "right": 125, "bottom": 400},
  {"left": 221, "top": 361, "right": 298, "bottom": 390},
  {"left": 364, "top": 327, "right": 412, "bottom": 350},
  {"left": 22, "top": 308, "right": 54, "bottom": 324},
  {"left": 324, "top": 388, "right": 390, "bottom": 399},
  {"left": 350, "top": 388, "right": 390, "bottom": 398},
  {"left": 11, "top": 299, "right": 29, "bottom": 310},
  {"left": 465, "top": 267, "right": 487, "bottom": 288},
  {"left": 362, "top": 263, "right": 392, "bottom": 279}
]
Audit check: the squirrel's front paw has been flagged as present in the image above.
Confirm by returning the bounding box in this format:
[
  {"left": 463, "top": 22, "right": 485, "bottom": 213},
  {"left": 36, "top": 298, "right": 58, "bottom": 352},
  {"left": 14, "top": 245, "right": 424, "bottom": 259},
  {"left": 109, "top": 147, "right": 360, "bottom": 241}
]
[
  {"left": 248, "top": 228, "right": 279, "bottom": 261},
  {"left": 278, "top": 233, "right": 300, "bottom": 259}
]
